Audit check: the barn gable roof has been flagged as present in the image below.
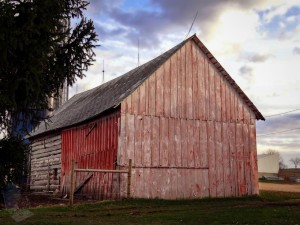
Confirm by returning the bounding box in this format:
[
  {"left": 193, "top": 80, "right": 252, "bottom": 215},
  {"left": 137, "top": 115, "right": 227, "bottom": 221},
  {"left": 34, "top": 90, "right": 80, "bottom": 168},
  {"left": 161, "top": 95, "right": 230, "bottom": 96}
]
[{"left": 30, "top": 34, "right": 264, "bottom": 138}]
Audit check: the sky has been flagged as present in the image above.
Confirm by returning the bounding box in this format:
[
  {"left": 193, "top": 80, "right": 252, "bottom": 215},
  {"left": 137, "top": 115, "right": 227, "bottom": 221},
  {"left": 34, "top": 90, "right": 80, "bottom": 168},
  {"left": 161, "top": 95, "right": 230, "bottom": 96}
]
[{"left": 70, "top": 0, "right": 300, "bottom": 167}]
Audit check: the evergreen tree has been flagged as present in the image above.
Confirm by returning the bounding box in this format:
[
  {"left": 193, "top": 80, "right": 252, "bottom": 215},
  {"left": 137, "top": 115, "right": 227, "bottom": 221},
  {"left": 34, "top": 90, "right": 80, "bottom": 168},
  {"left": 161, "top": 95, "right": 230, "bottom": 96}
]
[{"left": 0, "top": 0, "right": 97, "bottom": 135}]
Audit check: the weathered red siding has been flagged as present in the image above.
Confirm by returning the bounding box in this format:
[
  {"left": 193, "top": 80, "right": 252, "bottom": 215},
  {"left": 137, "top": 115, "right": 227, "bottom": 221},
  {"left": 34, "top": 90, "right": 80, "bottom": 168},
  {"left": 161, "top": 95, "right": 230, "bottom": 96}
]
[
  {"left": 118, "top": 40, "right": 258, "bottom": 199},
  {"left": 61, "top": 110, "right": 120, "bottom": 199}
]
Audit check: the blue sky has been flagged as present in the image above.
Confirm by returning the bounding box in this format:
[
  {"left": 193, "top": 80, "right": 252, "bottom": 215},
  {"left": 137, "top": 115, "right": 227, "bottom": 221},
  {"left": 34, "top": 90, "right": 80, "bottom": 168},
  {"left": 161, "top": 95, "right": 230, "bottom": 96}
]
[{"left": 71, "top": 0, "right": 300, "bottom": 167}]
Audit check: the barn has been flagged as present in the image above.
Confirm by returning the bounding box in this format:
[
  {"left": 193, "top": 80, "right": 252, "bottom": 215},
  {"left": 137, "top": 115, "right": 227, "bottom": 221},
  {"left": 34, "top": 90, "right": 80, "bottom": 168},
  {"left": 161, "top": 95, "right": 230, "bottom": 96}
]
[{"left": 28, "top": 34, "right": 265, "bottom": 200}]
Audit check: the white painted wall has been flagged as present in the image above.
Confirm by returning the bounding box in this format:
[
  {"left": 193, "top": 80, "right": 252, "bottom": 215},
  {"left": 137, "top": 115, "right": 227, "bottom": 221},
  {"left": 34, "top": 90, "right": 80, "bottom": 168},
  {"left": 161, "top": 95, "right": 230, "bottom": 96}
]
[{"left": 258, "top": 153, "right": 279, "bottom": 175}]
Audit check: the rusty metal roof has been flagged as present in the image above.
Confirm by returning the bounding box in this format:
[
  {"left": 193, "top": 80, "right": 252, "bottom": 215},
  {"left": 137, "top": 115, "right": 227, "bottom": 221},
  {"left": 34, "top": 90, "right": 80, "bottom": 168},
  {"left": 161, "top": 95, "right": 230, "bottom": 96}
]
[{"left": 30, "top": 35, "right": 264, "bottom": 138}]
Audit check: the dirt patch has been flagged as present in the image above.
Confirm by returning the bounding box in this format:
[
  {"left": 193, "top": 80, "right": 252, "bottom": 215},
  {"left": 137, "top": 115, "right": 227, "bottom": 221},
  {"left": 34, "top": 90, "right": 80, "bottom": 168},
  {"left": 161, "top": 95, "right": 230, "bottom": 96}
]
[{"left": 259, "top": 182, "right": 300, "bottom": 193}]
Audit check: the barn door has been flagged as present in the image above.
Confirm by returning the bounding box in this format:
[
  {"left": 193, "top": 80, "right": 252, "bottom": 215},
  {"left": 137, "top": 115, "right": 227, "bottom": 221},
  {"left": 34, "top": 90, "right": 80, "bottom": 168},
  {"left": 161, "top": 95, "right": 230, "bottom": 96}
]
[{"left": 61, "top": 110, "right": 120, "bottom": 200}]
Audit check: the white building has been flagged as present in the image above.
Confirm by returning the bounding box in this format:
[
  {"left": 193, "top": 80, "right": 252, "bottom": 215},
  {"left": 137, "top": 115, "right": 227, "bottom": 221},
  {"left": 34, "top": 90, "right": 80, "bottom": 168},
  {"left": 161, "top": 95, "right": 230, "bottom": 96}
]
[{"left": 257, "top": 153, "right": 279, "bottom": 178}]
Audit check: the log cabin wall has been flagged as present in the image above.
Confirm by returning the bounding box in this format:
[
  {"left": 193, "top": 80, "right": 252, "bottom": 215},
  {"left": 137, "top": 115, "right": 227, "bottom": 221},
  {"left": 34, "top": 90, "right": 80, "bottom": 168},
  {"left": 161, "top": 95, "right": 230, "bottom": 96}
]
[
  {"left": 61, "top": 110, "right": 120, "bottom": 200},
  {"left": 118, "top": 40, "right": 258, "bottom": 199},
  {"left": 30, "top": 134, "right": 61, "bottom": 192}
]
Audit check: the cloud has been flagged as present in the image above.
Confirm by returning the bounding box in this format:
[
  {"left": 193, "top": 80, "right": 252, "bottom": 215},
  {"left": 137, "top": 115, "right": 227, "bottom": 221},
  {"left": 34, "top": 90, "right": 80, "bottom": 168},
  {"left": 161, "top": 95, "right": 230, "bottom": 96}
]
[
  {"left": 239, "top": 65, "right": 253, "bottom": 81},
  {"left": 248, "top": 53, "right": 272, "bottom": 62},
  {"left": 293, "top": 47, "right": 300, "bottom": 55}
]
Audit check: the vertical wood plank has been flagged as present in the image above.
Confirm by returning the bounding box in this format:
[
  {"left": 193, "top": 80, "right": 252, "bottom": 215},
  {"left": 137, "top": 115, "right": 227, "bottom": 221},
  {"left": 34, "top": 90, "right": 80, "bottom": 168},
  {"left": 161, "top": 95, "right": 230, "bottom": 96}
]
[
  {"left": 177, "top": 48, "right": 183, "bottom": 118},
  {"left": 230, "top": 88, "right": 236, "bottom": 122},
  {"left": 126, "top": 95, "right": 132, "bottom": 114},
  {"left": 215, "top": 72, "right": 222, "bottom": 121},
  {"left": 229, "top": 123, "right": 237, "bottom": 196},
  {"left": 169, "top": 118, "right": 176, "bottom": 167},
  {"left": 164, "top": 59, "right": 171, "bottom": 116},
  {"left": 159, "top": 117, "right": 169, "bottom": 166},
  {"left": 204, "top": 59, "right": 210, "bottom": 121},
  {"left": 175, "top": 119, "right": 182, "bottom": 167},
  {"left": 151, "top": 116, "right": 160, "bottom": 167},
  {"left": 207, "top": 121, "right": 216, "bottom": 197},
  {"left": 132, "top": 88, "right": 139, "bottom": 115},
  {"left": 149, "top": 73, "right": 156, "bottom": 116},
  {"left": 243, "top": 123, "right": 252, "bottom": 195},
  {"left": 226, "top": 83, "right": 231, "bottom": 122},
  {"left": 236, "top": 123, "right": 246, "bottom": 196},
  {"left": 126, "top": 114, "right": 135, "bottom": 166},
  {"left": 249, "top": 124, "right": 258, "bottom": 194},
  {"left": 197, "top": 50, "right": 205, "bottom": 120},
  {"left": 143, "top": 168, "right": 151, "bottom": 198},
  {"left": 170, "top": 52, "right": 178, "bottom": 118},
  {"left": 143, "top": 116, "right": 151, "bottom": 167},
  {"left": 194, "top": 121, "right": 200, "bottom": 168},
  {"left": 181, "top": 45, "right": 187, "bottom": 118},
  {"left": 215, "top": 122, "right": 224, "bottom": 197},
  {"left": 186, "top": 41, "right": 193, "bottom": 119},
  {"left": 222, "top": 123, "right": 231, "bottom": 197},
  {"left": 208, "top": 65, "right": 216, "bottom": 121},
  {"left": 155, "top": 68, "right": 164, "bottom": 116},
  {"left": 139, "top": 83, "right": 146, "bottom": 115},
  {"left": 199, "top": 121, "right": 208, "bottom": 167},
  {"left": 238, "top": 98, "right": 244, "bottom": 122},
  {"left": 192, "top": 43, "right": 199, "bottom": 119},
  {"left": 220, "top": 77, "right": 226, "bottom": 121},
  {"left": 187, "top": 119, "right": 195, "bottom": 167},
  {"left": 118, "top": 114, "right": 126, "bottom": 165},
  {"left": 170, "top": 168, "right": 177, "bottom": 199},
  {"left": 134, "top": 115, "right": 142, "bottom": 166},
  {"left": 181, "top": 119, "right": 188, "bottom": 167}
]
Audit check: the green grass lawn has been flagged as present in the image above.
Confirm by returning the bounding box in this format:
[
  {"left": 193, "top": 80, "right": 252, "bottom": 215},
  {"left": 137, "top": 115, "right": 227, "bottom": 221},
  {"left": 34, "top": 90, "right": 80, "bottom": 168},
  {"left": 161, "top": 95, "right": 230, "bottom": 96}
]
[{"left": 0, "top": 191, "right": 299, "bottom": 225}]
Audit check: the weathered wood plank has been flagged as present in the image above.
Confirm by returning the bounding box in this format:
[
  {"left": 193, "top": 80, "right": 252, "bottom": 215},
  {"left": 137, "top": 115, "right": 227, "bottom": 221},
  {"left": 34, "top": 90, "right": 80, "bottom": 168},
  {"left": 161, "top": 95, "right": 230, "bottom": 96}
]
[
  {"left": 186, "top": 41, "right": 193, "bottom": 119},
  {"left": 148, "top": 73, "right": 156, "bottom": 116},
  {"left": 229, "top": 123, "right": 237, "bottom": 196},
  {"left": 197, "top": 49, "right": 205, "bottom": 120},
  {"left": 126, "top": 114, "right": 135, "bottom": 165},
  {"left": 204, "top": 58, "right": 210, "bottom": 121},
  {"left": 188, "top": 119, "right": 195, "bottom": 168},
  {"left": 180, "top": 119, "right": 188, "bottom": 167},
  {"left": 155, "top": 68, "right": 163, "bottom": 116},
  {"left": 159, "top": 117, "right": 169, "bottom": 166},
  {"left": 215, "top": 122, "right": 224, "bottom": 197},
  {"left": 168, "top": 118, "right": 176, "bottom": 167},
  {"left": 194, "top": 120, "right": 200, "bottom": 168},
  {"left": 175, "top": 119, "right": 182, "bottom": 167},
  {"left": 143, "top": 116, "right": 151, "bottom": 167},
  {"left": 249, "top": 124, "right": 258, "bottom": 194},
  {"left": 243, "top": 123, "right": 251, "bottom": 195},
  {"left": 181, "top": 45, "right": 187, "bottom": 119},
  {"left": 222, "top": 123, "right": 231, "bottom": 197},
  {"left": 170, "top": 168, "right": 177, "bottom": 199},
  {"left": 134, "top": 115, "right": 142, "bottom": 166},
  {"left": 164, "top": 59, "right": 171, "bottom": 116},
  {"left": 139, "top": 83, "right": 146, "bottom": 115},
  {"left": 207, "top": 121, "right": 216, "bottom": 197},
  {"left": 177, "top": 47, "right": 183, "bottom": 118},
  {"left": 199, "top": 121, "right": 208, "bottom": 167},
  {"left": 118, "top": 114, "right": 126, "bottom": 165},
  {"left": 192, "top": 42, "right": 199, "bottom": 120},
  {"left": 215, "top": 71, "right": 222, "bottom": 121},
  {"left": 151, "top": 116, "right": 160, "bottom": 167},
  {"left": 208, "top": 65, "right": 216, "bottom": 121},
  {"left": 170, "top": 52, "right": 178, "bottom": 118},
  {"left": 236, "top": 123, "right": 246, "bottom": 196}
]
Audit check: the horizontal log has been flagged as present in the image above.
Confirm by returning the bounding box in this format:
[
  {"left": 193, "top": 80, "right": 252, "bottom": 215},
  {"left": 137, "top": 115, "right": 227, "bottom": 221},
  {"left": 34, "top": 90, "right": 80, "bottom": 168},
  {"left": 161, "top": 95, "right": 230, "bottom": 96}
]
[
  {"left": 31, "top": 165, "right": 61, "bottom": 172},
  {"left": 31, "top": 140, "right": 61, "bottom": 151},
  {"left": 32, "top": 153, "right": 61, "bottom": 162},
  {"left": 31, "top": 145, "right": 61, "bottom": 156},
  {"left": 31, "top": 135, "right": 61, "bottom": 147}
]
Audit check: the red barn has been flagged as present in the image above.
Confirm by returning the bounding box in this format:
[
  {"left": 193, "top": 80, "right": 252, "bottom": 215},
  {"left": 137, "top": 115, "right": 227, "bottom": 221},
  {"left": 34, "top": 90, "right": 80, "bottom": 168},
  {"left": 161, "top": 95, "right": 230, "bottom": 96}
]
[{"left": 29, "top": 35, "right": 264, "bottom": 199}]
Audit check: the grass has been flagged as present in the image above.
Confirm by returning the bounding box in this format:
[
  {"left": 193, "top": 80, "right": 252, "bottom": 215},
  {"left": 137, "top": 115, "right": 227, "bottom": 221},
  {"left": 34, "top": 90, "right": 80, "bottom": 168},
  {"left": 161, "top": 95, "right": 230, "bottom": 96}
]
[{"left": 0, "top": 191, "right": 299, "bottom": 225}]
